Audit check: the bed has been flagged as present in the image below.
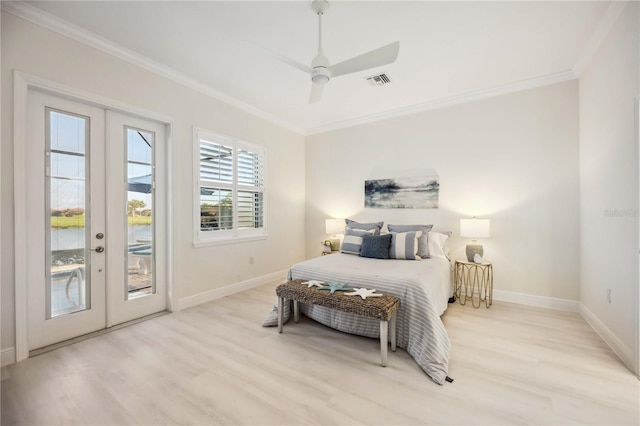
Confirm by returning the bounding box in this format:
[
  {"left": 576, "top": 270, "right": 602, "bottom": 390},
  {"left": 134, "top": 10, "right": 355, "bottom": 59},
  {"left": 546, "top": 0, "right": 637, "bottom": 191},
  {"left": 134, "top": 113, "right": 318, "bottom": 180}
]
[{"left": 263, "top": 252, "right": 452, "bottom": 385}]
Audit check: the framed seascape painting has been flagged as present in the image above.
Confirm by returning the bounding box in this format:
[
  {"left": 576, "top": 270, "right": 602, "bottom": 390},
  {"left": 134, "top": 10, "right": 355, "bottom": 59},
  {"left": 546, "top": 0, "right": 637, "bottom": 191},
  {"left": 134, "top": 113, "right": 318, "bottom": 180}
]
[{"left": 365, "top": 176, "right": 439, "bottom": 209}]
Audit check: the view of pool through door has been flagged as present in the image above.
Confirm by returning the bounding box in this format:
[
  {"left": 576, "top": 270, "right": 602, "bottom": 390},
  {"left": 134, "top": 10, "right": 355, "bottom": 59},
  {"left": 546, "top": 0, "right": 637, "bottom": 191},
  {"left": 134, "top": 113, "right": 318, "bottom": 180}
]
[{"left": 26, "top": 91, "right": 167, "bottom": 352}]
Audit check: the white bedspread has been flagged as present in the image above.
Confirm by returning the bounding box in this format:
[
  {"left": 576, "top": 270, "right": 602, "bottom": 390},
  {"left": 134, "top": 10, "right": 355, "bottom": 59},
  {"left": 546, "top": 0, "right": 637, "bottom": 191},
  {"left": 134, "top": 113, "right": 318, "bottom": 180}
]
[{"left": 263, "top": 253, "right": 452, "bottom": 384}]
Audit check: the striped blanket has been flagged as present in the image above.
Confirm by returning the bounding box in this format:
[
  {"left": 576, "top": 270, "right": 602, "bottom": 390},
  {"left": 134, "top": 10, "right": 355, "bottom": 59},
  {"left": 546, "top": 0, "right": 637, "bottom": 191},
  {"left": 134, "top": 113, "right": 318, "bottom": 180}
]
[{"left": 263, "top": 253, "right": 452, "bottom": 385}]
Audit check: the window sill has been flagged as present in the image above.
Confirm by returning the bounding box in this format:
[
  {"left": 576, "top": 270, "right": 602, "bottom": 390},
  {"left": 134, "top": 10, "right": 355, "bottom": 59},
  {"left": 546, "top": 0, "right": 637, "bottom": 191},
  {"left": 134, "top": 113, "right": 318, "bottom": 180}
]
[{"left": 193, "top": 234, "right": 267, "bottom": 248}]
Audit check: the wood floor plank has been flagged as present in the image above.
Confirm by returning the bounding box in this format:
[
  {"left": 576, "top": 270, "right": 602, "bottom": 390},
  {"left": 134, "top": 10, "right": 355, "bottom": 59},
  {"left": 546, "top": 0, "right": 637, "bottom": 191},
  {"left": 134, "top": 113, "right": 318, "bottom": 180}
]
[{"left": 2, "top": 281, "right": 638, "bottom": 425}]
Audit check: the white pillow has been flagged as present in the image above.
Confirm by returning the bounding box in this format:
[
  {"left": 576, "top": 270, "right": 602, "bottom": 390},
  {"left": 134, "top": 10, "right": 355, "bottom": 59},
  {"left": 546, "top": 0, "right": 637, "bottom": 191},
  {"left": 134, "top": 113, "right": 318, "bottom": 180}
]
[{"left": 427, "top": 231, "right": 451, "bottom": 260}]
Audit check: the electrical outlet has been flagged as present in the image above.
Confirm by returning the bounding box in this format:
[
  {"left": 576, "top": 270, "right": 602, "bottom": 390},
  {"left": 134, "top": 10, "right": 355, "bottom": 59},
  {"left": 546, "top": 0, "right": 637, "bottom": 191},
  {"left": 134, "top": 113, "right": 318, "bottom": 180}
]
[
  {"left": 607, "top": 288, "right": 612, "bottom": 304},
  {"left": 249, "top": 257, "right": 254, "bottom": 265}
]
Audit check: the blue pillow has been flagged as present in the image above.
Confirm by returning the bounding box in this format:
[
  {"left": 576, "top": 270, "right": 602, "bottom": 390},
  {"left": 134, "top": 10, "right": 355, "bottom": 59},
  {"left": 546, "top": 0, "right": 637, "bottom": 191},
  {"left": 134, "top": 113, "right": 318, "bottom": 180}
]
[{"left": 360, "top": 234, "right": 392, "bottom": 259}]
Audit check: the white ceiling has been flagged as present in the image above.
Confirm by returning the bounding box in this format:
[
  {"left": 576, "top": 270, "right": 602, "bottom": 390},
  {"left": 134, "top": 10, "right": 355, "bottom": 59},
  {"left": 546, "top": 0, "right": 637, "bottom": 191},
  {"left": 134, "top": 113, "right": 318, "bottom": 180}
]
[{"left": 16, "top": 1, "right": 612, "bottom": 133}]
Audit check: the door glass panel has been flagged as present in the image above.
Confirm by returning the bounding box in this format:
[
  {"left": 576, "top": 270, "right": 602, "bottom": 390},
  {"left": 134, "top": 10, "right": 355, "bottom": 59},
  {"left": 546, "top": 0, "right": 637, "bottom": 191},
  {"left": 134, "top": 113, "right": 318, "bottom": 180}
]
[
  {"left": 126, "top": 127, "right": 154, "bottom": 299},
  {"left": 47, "top": 109, "right": 90, "bottom": 318}
]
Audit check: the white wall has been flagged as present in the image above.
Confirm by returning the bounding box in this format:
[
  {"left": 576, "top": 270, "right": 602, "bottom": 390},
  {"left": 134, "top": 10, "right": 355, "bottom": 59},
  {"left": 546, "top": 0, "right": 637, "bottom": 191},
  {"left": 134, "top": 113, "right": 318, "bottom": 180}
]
[
  {"left": 579, "top": 1, "right": 639, "bottom": 373},
  {"left": 306, "top": 81, "right": 580, "bottom": 301},
  {"left": 1, "top": 13, "right": 306, "bottom": 354}
]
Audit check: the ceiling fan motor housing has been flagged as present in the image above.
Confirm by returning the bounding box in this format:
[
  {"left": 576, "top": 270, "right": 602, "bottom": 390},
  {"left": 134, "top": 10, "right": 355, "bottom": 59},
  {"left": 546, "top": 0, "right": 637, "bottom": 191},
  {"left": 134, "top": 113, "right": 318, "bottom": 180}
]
[{"left": 311, "top": 49, "right": 331, "bottom": 84}]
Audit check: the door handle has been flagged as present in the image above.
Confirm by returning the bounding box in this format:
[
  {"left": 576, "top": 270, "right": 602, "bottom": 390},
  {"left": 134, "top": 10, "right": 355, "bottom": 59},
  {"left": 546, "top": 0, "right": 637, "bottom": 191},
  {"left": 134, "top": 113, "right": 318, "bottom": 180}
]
[{"left": 91, "top": 246, "right": 105, "bottom": 253}]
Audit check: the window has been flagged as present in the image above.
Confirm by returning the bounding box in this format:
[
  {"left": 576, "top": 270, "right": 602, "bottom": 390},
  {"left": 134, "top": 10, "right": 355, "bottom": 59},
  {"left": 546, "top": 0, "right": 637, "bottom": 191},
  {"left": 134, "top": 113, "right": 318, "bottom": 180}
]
[{"left": 194, "top": 128, "right": 266, "bottom": 245}]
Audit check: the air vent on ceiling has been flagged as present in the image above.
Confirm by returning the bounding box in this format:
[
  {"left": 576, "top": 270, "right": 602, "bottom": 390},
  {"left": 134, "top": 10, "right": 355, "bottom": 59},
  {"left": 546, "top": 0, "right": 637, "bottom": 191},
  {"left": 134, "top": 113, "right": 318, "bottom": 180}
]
[{"left": 366, "top": 73, "right": 391, "bottom": 87}]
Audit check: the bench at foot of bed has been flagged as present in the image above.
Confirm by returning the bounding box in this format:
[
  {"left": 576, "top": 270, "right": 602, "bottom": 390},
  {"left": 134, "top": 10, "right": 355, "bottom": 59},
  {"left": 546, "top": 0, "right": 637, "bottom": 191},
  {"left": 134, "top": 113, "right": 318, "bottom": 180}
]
[{"left": 275, "top": 279, "right": 400, "bottom": 367}]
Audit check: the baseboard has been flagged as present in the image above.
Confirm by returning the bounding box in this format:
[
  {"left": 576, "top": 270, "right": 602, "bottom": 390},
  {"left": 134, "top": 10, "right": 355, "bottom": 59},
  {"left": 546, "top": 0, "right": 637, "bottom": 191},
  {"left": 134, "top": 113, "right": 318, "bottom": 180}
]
[
  {"left": 491, "top": 290, "right": 636, "bottom": 373},
  {"left": 493, "top": 289, "right": 580, "bottom": 312},
  {"left": 1, "top": 347, "right": 16, "bottom": 367},
  {"left": 579, "top": 303, "right": 636, "bottom": 374},
  {"left": 177, "top": 269, "right": 287, "bottom": 311}
]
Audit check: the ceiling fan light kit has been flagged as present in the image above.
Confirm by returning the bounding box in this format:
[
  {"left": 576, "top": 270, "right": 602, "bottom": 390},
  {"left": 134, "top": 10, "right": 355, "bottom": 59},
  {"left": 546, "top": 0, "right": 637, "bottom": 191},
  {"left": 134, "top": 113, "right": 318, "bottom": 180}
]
[
  {"left": 265, "top": 0, "right": 400, "bottom": 103},
  {"left": 311, "top": 70, "right": 330, "bottom": 85}
]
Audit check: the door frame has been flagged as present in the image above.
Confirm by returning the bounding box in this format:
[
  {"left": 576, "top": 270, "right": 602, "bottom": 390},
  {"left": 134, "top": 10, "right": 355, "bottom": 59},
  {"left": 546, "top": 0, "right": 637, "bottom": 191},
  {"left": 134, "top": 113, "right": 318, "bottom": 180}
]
[
  {"left": 636, "top": 96, "right": 640, "bottom": 379},
  {"left": 13, "top": 71, "right": 176, "bottom": 362}
]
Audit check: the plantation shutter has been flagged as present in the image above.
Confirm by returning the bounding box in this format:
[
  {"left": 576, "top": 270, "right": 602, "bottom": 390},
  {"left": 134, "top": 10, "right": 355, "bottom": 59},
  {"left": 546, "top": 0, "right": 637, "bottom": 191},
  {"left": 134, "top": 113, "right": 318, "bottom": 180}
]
[
  {"left": 196, "top": 129, "right": 266, "bottom": 243},
  {"left": 237, "top": 144, "right": 265, "bottom": 230},
  {"left": 200, "top": 139, "right": 233, "bottom": 184}
]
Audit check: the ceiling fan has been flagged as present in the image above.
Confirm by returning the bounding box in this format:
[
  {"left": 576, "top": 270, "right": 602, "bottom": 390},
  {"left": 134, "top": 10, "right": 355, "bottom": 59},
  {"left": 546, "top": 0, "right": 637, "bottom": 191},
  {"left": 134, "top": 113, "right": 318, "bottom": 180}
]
[{"left": 264, "top": 0, "right": 400, "bottom": 103}]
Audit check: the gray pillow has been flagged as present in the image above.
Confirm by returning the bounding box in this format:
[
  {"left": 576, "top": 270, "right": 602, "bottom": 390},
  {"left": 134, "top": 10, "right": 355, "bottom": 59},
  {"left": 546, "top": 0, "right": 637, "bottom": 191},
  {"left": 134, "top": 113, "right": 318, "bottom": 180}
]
[
  {"left": 340, "top": 227, "right": 376, "bottom": 255},
  {"left": 387, "top": 224, "right": 433, "bottom": 258},
  {"left": 345, "top": 219, "right": 383, "bottom": 235},
  {"left": 360, "top": 234, "right": 392, "bottom": 259}
]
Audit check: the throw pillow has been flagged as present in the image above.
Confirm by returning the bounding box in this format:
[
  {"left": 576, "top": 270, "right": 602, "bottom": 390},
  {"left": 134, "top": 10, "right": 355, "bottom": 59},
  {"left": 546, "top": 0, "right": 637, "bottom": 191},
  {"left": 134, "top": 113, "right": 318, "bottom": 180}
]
[
  {"left": 340, "top": 227, "right": 376, "bottom": 255},
  {"left": 387, "top": 224, "right": 434, "bottom": 258},
  {"left": 360, "top": 234, "right": 392, "bottom": 259},
  {"left": 389, "top": 231, "right": 422, "bottom": 260}
]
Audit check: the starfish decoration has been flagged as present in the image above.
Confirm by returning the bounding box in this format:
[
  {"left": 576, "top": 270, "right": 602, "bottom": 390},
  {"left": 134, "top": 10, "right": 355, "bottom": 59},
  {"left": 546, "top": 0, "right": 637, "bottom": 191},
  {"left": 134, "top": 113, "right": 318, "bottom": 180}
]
[
  {"left": 301, "top": 280, "right": 325, "bottom": 288},
  {"left": 318, "top": 282, "right": 351, "bottom": 294},
  {"left": 344, "top": 288, "right": 384, "bottom": 300}
]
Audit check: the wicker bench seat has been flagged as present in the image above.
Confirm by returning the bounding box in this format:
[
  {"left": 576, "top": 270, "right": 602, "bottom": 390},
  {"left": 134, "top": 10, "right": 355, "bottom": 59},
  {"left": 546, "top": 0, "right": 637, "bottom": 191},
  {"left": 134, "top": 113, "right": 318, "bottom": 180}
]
[{"left": 276, "top": 279, "right": 400, "bottom": 367}]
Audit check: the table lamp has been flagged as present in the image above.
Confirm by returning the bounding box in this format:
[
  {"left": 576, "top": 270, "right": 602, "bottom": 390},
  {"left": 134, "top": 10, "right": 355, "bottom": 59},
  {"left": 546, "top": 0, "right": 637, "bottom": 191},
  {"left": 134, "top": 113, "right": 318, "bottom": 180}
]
[
  {"left": 460, "top": 218, "right": 490, "bottom": 262},
  {"left": 325, "top": 218, "right": 344, "bottom": 251}
]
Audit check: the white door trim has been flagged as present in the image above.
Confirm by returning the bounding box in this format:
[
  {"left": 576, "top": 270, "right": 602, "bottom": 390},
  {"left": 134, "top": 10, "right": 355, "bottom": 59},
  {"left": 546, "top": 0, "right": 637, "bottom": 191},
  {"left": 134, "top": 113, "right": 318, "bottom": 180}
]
[{"left": 13, "top": 71, "right": 176, "bottom": 362}]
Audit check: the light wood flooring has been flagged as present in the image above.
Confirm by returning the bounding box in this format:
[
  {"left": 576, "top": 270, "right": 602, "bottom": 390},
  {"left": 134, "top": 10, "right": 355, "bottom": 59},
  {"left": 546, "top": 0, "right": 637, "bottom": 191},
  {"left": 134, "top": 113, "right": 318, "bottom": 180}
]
[{"left": 2, "top": 281, "right": 639, "bottom": 425}]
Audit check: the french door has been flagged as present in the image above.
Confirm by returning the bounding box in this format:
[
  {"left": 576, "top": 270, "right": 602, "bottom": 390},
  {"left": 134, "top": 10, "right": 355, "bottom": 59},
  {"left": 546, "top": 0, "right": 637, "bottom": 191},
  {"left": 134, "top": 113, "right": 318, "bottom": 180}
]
[{"left": 26, "top": 91, "right": 166, "bottom": 351}]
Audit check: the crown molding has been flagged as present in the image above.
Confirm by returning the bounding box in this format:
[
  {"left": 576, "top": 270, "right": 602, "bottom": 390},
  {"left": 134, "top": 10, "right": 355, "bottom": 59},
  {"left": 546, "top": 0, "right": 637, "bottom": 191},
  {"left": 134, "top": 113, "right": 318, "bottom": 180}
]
[
  {"left": 572, "top": 0, "right": 629, "bottom": 77},
  {"left": 3, "top": 1, "right": 595, "bottom": 137},
  {"left": 1, "top": 1, "right": 305, "bottom": 135},
  {"left": 306, "top": 70, "right": 578, "bottom": 136}
]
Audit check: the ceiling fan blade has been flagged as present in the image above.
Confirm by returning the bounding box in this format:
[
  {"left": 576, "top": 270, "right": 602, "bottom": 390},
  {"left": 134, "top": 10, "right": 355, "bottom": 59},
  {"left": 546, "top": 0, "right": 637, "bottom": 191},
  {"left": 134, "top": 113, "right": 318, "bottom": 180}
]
[
  {"left": 251, "top": 43, "right": 311, "bottom": 75},
  {"left": 329, "top": 41, "right": 399, "bottom": 78},
  {"left": 309, "top": 83, "right": 324, "bottom": 103}
]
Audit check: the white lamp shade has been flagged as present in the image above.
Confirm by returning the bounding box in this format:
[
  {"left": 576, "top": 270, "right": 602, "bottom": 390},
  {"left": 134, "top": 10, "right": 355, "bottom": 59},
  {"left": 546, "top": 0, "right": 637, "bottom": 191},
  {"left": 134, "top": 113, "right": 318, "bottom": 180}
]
[
  {"left": 325, "top": 218, "right": 345, "bottom": 235},
  {"left": 460, "top": 218, "right": 490, "bottom": 238}
]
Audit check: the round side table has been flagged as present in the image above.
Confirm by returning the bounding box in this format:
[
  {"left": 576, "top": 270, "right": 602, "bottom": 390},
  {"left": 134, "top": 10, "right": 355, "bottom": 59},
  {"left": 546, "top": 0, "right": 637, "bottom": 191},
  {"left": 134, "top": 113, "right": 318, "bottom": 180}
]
[{"left": 454, "top": 260, "right": 493, "bottom": 308}]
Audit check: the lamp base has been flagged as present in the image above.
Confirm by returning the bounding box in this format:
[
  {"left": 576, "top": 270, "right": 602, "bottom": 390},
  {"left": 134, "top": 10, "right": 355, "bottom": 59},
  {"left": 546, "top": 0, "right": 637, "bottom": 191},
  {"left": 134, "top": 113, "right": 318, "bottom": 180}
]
[
  {"left": 329, "top": 237, "right": 341, "bottom": 251},
  {"left": 465, "top": 244, "right": 483, "bottom": 262}
]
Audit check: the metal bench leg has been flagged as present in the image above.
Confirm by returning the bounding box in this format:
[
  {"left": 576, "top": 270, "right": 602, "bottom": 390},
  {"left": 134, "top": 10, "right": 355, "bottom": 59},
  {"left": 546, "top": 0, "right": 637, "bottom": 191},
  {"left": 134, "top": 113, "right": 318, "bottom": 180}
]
[
  {"left": 293, "top": 300, "right": 299, "bottom": 323},
  {"left": 278, "top": 297, "right": 284, "bottom": 333},
  {"left": 380, "top": 320, "right": 388, "bottom": 367}
]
